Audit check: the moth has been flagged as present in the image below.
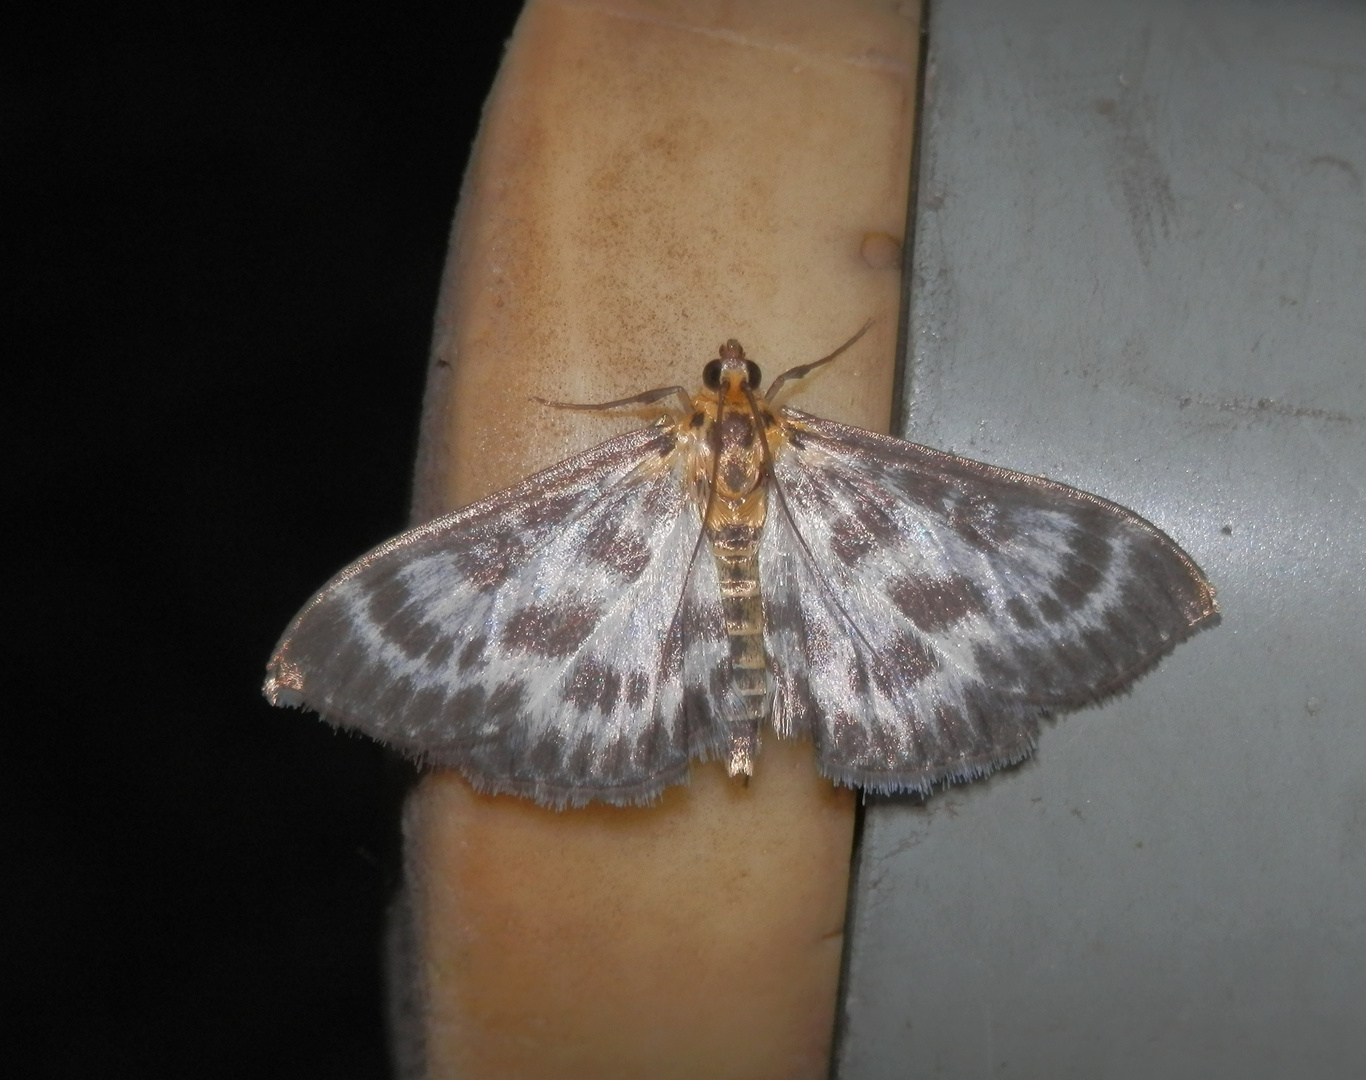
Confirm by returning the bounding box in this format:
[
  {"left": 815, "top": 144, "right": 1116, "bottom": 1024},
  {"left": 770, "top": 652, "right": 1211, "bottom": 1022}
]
[{"left": 265, "top": 330, "right": 1218, "bottom": 808}]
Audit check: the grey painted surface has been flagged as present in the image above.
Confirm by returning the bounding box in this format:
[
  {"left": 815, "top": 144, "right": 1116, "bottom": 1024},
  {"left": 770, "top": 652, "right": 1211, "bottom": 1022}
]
[{"left": 837, "top": 1, "right": 1366, "bottom": 1077}]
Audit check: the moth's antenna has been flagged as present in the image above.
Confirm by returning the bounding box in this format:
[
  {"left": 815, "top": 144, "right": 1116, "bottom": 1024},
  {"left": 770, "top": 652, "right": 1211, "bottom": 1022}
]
[
  {"left": 765, "top": 321, "right": 874, "bottom": 402},
  {"left": 743, "top": 382, "right": 777, "bottom": 483},
  {"left": 533, "top": 384, "right": 692, "bottom": 414}
]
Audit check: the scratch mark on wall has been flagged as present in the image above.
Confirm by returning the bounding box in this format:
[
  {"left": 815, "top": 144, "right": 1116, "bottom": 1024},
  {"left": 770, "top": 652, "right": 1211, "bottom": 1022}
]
[{"left": 1094, "top": 27, "right": 1176, "bottom": 265}]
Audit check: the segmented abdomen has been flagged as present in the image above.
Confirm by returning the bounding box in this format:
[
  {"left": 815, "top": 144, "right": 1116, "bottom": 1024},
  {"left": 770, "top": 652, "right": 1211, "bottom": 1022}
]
[{"left": 710, "top": 525, "right": 770, "bottom": 723}]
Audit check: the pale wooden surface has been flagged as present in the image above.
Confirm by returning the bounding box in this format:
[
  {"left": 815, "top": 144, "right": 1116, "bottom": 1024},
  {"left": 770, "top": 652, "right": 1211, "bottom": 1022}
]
[{"left": 405, "top": 1, "right": 919, "bottom": 1075}]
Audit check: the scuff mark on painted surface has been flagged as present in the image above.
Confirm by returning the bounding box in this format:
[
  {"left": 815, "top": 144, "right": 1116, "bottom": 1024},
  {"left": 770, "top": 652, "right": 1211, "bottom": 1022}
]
[
  {"left": 1176, "top": 392, "right": 1359, "bottom": 426},
  {"left": 1094, "top": 27, "right": 1176, "bottom": 266}
]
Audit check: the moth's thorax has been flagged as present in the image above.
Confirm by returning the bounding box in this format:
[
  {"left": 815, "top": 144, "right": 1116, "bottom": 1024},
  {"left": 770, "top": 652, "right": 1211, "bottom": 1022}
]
[{"left": 682, "top": 348, "right": 781, "bottom": 535}]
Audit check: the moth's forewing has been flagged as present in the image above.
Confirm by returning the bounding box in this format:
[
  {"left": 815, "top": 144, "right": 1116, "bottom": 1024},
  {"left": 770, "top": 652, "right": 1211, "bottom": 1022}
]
[{"left": 267, "top": 425, "right": 741, "bottom": 807}]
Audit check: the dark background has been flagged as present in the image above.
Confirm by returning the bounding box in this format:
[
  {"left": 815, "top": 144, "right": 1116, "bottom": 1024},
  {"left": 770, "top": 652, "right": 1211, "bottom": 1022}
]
[{"left": 7, "top": 4, "right": 526, "bottom": 1075}]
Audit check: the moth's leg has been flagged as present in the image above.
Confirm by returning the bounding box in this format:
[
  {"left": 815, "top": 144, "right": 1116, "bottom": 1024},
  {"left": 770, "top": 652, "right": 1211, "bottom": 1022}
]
[{"left": 765, "top": 320, "right": 874, "bottom": 401}]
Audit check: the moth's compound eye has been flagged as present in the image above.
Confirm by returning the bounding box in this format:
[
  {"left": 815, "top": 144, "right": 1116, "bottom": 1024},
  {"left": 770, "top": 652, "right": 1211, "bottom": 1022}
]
[
  {"left": 745, "top": 360, "right": 762, "bottom": 389},
  {"left": 703, "top": 360, "right": 722, "bottom": 389}
]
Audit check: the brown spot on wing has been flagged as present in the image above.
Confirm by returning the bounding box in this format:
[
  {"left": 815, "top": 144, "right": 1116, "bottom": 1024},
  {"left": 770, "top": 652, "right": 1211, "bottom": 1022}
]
[
  {"left": 1006, "top": 596, "right": 1038, "bottom": 629},
  {"left": 580, "top": 518, "right": 651, "bottom": 581},
  {"left": 456, "top": 634, "right": 487, "bottom": 671},
  {"left": 929, "top": 702, "right": 972, "bottom": 757},
  {"left": 624, "top": 671, "right": 650, "bottom": 707},
  {"left": 1037, "top": 594, "right": 1068, "bottom": 624},
  {"left": 447, "top": 684, "right": 486, "bottom": 726},
  {"left": 887, "top": 574, "right": 986, "bottom": 633},
  {"left": 633, "top": 715, "right": 683, "bottom": 771},
  {"left": 1069, "top": 509, "right": 1116, "bottom": 568},
  {"left": 516, "top": 489, "right": 586, "bottom": 532},
  {"left": 501, "top": 598, "right": 601, "bottom": 658},
  {"left": 682, "top": 686, "right": 712, "bottom": 730},
  {"left": 873, "top": 631, "right": 938, "bottom": 694},
  {"left": 565, "top": 657, "right": 622, "bottom": 714},
  {"left": 824, "top": 709, "right": 869, "bottom": 764},
  {"left": 523, "top": 728, "right": 568, "bottom": 775},
  {"left": 365, "top": 574, "right": 444, "bottom": 659},
  {"left": 425, "top": 636, "right": 456, "bottom": 668},
  {"left": 454, "top": 537, "right": 527, "bottom": 592},
  {"left": 565, "top": 734, "right": 596, "bottom": 781},
  {"left": 487, "top": 679, "right": 528, "bottom": 726},
  {"left": 829, "top": 515, "right": 877, "bottom": 565},
  {"left": 1050, "top": 552, "right": 1107, "bottom": 611},
  {"left": 598, "top": 727, "right": 634, "bottom": 780}
]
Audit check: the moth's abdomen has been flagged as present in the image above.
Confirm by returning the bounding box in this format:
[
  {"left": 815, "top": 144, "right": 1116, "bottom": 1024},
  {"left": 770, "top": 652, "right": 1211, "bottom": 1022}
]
[
  {"left": 710, "top": 524, "right": 769, "bottom": 775},
  {"left": 716, "top": 550, "right": 767, "bottom": 708}
]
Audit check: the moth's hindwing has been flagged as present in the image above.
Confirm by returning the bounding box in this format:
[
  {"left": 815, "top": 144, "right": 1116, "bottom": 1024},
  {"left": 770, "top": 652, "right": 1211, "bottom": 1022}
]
[
  {"left": 266, "top": 424, "right": 745, "bottom": 808},
  {"left": 762, "top": 410, "right": 1218, "bottom": 796}
]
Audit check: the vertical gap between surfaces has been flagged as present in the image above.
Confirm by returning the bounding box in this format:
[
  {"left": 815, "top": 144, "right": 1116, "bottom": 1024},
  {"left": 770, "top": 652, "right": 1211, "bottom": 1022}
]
[
  {"left": 887, "top": 0, "right": 932, "bottom": 443},
  {"left": 827, "top": 1, "right": 932, "bottom": 1074}
]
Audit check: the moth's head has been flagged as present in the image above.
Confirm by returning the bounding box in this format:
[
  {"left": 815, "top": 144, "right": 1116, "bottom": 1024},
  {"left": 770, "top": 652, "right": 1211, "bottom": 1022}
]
[{"left": 702, "top": 340, "right": 762, "bottom": 402}]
